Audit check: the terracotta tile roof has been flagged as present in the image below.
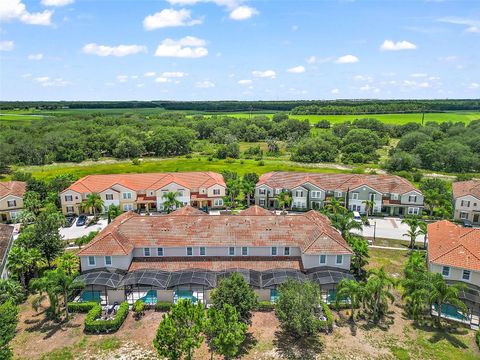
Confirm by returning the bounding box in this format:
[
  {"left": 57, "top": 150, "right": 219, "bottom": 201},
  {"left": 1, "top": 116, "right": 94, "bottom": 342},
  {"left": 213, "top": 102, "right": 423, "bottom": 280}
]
[
  {"left": 128, "top": 256, "right": 302, "bottom": 272},
  {"left": 78, "top": 208, "right": 351, "bottom": 257},
  {"left": 257, "top": 171, "right": 418, "bottom": 195},
  {"left": 239, "top": 205, "right": 274, "bottom": 216},
  {"left": 64, "top": 172, "right": 226, "bottom": 194},
  {"left": 169, "top": 205, "right": 207, "bottom": 216},
  {"left": 452, "top": 180, "right": 480, "bottom": 200},
  {"left": 428, "top": 220, "right": 480, "bottom": 272},
  {"left": 0, "top": 224, "right": 14, "bottom": 271},
  {"left": 0, "top": 181, "right": 26, "bottom": 199}
]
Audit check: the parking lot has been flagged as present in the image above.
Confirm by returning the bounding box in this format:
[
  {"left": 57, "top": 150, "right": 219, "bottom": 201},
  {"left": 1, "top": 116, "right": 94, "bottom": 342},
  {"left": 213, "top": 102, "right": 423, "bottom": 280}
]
[
  {"left": 352, "top": 217, "right": 425, "bottom": 242},
  {"left": 60, "top": 218, "right": 108, "bottom": 241}
]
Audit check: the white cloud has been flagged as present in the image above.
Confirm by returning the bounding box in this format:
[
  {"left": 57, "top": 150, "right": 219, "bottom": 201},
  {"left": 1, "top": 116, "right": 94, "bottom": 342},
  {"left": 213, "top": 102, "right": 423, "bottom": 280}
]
[
  {"left": 82, "top": 43, "right": 146, "bottom": 57},
  {"left": 409, "top": 73, "right": 427, "bottom": 78},
  {"left": 468, "top": 82, "right": 479, "bottom": 89},
  {"left": 306, "top": 56, "right": 316, "bottom": 64},
  {"left": 136, "top": 83, "right": 145, "bottom": 88},
  {"left": 437, "top": 17, "right": 480, "bottom": 33},
  {"left": 335, "top": 54, "right": 359, "bottom": 64},
  {"left": 353, "top": 75, "right": 373, "bottom": 82},
  {"left": 116, "top": 75, "right": 129, "bottom": 83},
  {"left": 28, "top": 53, "right": 43, "bottom": 60},
  {"left": 154, "top": 36, "right": 208, "bottom": 58},
  {"left": 360, "top": 84, "right": 380, "bottom": 93},
  {"left": 21, "top": 73, "right": 31, "bottom": 78},
  {"left": 34, "top": 76, "right": 69, "bottom": 87},
  {"left": 466, "top": 26, "right": 480, "bottom": 33},
  {"left": 131, "top": 75, "right": 139, "bottom": 79},
  {"left": 380, "top": 40, "right": 417, "bottom": 51},
  {"left": 143, "top": 8, "right": 202, "bottom": 30},
  {"left": 402, "top": 80, "right": 430, "bottom": 89},
  {"left": 238, "top": 79, "right": 252, "bottom": 85},
  {"left": 41, "top": 0, "right": 74, "bottom": 6},
  {"left": 229, "top": 6, "right": 258, "bottom": 20},
  {"left": 161, "top": 71, "right": 187, "bottom": 78},
  {"left": 144, "top": 72, "right": 156, "bottom": 77},
  {"left": 287, "top": 65, "right": 305, "bottom": 74},
  {"left": 331, "top": 88, "right": 340, "bottom": 95},
  {"left": 292, "top": 25, "right": 298, "bottom": 31},
  {"left": 0, "top": 0, "right": 53, "bottom": 26},
  {"left": 195, "top": 80, "right": 215, "bottom": 88},
  {"left": 252, "top": 70, "right": 276, "bottom": 78},
  {"left": 167, "top": 0, "right": 240, "bottom": 7},
  {"left": 155, "top": 77, "right": 169, "bottom": 83},
  {"left": 0, "top": 40, "right": 14, "bottom": 51}
]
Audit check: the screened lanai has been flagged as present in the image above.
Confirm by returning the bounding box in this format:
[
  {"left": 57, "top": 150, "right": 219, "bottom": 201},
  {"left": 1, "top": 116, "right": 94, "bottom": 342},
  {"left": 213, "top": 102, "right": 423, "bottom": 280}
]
[
  {"left": 307, "top": 267, "right": 355, "bottom": 303},
  {"left": 74, "top": 270, "right": 125, "bottom": 305}
]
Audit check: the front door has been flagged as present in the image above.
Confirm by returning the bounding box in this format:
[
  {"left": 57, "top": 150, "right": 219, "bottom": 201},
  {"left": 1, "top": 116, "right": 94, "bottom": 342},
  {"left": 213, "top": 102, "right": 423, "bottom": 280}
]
[
  {"left": 0, "top": 214, "right": 6, "bottom": 222},
  {"left": 474, "top": 214, "right": 479, "bottom": 224}
]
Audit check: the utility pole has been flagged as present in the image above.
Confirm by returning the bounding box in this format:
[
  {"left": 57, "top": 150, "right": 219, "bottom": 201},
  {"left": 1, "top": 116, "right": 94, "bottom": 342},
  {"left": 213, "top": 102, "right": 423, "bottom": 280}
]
[{"left": 373, "top": 221, "right": 377, "bottom": 244}]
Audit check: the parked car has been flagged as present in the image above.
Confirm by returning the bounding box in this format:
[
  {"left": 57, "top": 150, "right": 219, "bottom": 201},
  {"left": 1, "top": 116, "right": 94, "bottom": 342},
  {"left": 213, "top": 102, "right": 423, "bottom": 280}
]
[
  {"left": 353, "top": 211, "right": 362, "bottom": 223},
  {"left": 76, "top": 215, "right": 88, "bottom": 227},
  {"left": 462, "top": 219, "right": 473, "bottom": 228},
  {"left": 64, "top": 215, "right": 77, "bottom": 227}
]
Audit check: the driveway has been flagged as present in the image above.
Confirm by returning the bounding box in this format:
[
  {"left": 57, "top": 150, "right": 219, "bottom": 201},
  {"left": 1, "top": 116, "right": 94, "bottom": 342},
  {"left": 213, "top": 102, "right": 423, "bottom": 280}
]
[
  {"left": 352, "top": 217, "right": 425, "bottom": 242},
  {"left": 60, "top": 218, "right": 108, "bottom": 241}
]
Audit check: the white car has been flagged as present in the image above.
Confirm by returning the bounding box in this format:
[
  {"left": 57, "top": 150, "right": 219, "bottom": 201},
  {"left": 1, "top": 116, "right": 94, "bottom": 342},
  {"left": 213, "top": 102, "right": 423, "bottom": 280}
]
[{"left": 353, "top": 211, "right": 362, "bottom": 222}]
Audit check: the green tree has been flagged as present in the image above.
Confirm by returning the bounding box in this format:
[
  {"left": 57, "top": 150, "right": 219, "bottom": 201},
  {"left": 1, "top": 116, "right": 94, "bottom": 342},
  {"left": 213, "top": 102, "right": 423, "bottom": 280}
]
[
  {"left": 206, "top": 304, "right": 247, "bottom": 360},
  {"left": 348, "top": 236, "right": 370, "bottom": 280},
  {"left": 0, "top": 301, "right": 18, "bottom": 360},
  {"left": 153, "top": 299, "right": 206, "bottom": 360},
  {"left": 402, "top": 217, "right": 421, "bottom": 249},
  {"left": 162, "top": 191, "right": 183, "bottom": 213},
  {"left": 276, "top": 190, "right": 292, "bottom": 211},
  {"left": 74, "top": 231, "right": 98, "bottom": 249},
  {"left": 211, "top": 273, "right": 258, "bottom": 324},
  {"left": 328, "top": 212, "right": 363, "bottom": 239},
  {"left": 107, "top": 204, "right": 122, "bottom": 223},
  {"left": 291, "top": 136, "right": 339, "bottom": 163},
  {"left": 361, "top": 199, "right": 375, "bottom": 221},
  {"left": 324, "top": 197, "right": 347, "bottom": 215},
  {"left": 0, "top": 279, "right": 24, "bottom": 305},
  {"left": 401, "top": 252, "right": 430, "bottom": 322},
  {"left": 363, "top": 267, "right": 396, "bottom": 323},
  {"left": 276, "top": 280, "right": 324, "bottom": 338},
  {"left": 428, "top": 273, "right": 467, "bottom": 328},
  {"left": 80, "top": 192, "right": 104, "bottom": 216},
  {"left": 31, "top": 209, "right": 65, "bottom": 267},
  {"left": 336, "top": 279, "right": 363, "bottom": 321},
  {"left": 7, "top": 246, "right": 42, "bottom": 288},
  {"left": 23, "top": 191, "right": 43, "bottom": 215}
]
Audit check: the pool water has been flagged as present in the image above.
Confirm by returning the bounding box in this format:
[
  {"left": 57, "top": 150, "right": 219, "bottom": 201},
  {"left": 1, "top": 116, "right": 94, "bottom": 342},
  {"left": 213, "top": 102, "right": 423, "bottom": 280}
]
[
  {"left": 270, "top": 289, "right": 279, "bottom": 303},
  {"left": 174, "top": 290, "right": 198, "bottom": 303},
  {"left": 434, "top": 304, "right": 468, "bottom": 321},
  {"left": 80, "top": 291, "right": 101, "bottom": 303},
  {"left": 140, "top": 290, "right": 158, "bottom": 305}
]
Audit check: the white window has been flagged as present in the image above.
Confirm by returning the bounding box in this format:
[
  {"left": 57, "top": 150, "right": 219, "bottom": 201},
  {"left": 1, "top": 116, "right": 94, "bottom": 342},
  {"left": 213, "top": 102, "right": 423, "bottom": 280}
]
[
  {"left": 66, "top": 206, "right": 74, "bottom": 213},
  {"left": 157, "top": 248, "right": 163, "bottom": 256},
  {"left": 295, "top": 190, "right": 304, "bottom": 197},
  {"left": 391, "top": 193, "right": 399, "bottom": 200},
  {"left": 88, "top": 256, "right": 95, "bottom": 266},
  {"left": 187, "top": 247, "right": 193, "bottom": 256},
  {"left": 213, "top": 188, "right": 221, "bottom": 195},
  {"left": 442, "top": 266, "right": 450, "bottom": 277},
  {"left": 275, "top": 189, "right": 281, "bottom": 195},
  {"left": 229, "top": 247, "right": 235, "bottom": 256},
  {"left": 311, "top": 191, "right": 321, "bottom": 199},
  {"left": 200, "top": 247, "right": 206, "bottom": 256},
  {"left": 351, "top": 204, "right": 361, "bottom": 211},
  {"left": 214, "top": 199, "right": 223, "bottom": 206},
  {"left": 369, "top": 193, "right": 376, "bottom": 201},
  {"left": 407, "top": 207, "right": 420, "bottom": 215},
  {"left": 259, "top": 189, "right": 266, "bottom": 195},
  {"left": 104, "top": 256, "right": 112, "bottom": 266},
  {"left": 335, "top": 191, "right": 342, "bottom": 198},
  {"left": 336, "top": 255, "right": 343, "bottom": 264},
  {"left": 462, "top": 270, "right": 471, "bottom": 281},
  {"left": 460, "top": 200, "right": 471, "bottom": 207},
  {"left": 460, "top": 212, "right": 468, "bottom": 220},
  {"left": 242, "top": 247, "right": 248, "bottom": 256},
  {"left": 320, "top": 254, "right": 327, "bottom": 264},
  {"left": 123, "top": 204, "right": 133, "bottom": 211},
  {"left": 105, "top": 194, "right": 114, "bottom": 200},
  {"left": 271, "top": 247, "right": 277, "bottom": 256},
  {"left": 408, "top": 195, "right": 417, "bottom": 203},
  {"left": 177, "top": 190, "right": 184, "bottom": 197},
  {"left": 122, "top": 192, "right": 132, "bottom": 200},
  {"left": 7, "top": 200, "right": 16, "bottom": 208},
  {"left": 352, "top": 192, "right": 359, "bottom": 200},
  {"left": 259, "top": 199, "right": 266, "bottom": 206},
  {"left": 284, "top": 247, "right": 290, "bottom": 256},
  {"left": 65, "top": 195, "right": 73, "bottom": 202},
  {"left": 144, "top": 248, "right": 151, "bottom": 256}
]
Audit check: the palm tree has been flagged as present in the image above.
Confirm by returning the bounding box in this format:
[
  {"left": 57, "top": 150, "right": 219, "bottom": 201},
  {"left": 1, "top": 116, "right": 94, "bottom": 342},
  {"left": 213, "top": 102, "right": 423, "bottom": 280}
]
[
  {"left": 80, "top": 193, "right": 104, "bottom": 216},
  {"left": 107, "top": 204, "right": 122, "bottom": 223},
  {"left": 55, "top": 252, "right": 79, "bottom": 277},
  {"left": 276, "top": 191, "right": 292, "bottom": 211},
  {"left": 241, "top": 179, "right": 256, "bottom": 206},
  {"left": 423, "top": 189, "right": 442, "bottom": 216},
  {"left": 329, "top": 212, "right": 363, "bottom": 239},
  {"left": 428, "top": 273, "right": 467, "bottom": 327},
  {"left": 361, "top": 199, "right": 376, "bottom": 222},
  {"left": 7, "top": 246, "right": 42, "bottom": 288},
  {"left": 418, "top": 221, "right": 428, "bottom": 250},
  {"left": 325, "top": 197, "right": 347, "bottom": 215},
  {"left": 364, "top": 267, "right": 396, "bottom": 323},
  {"left": 0, "top": 279, "right": 24, "bottom": 305},
  {"left": 336, "top": 279, "right": 363, "bottom": 321},
  {"left": 402, "top": 216, "right": 421, "bottom": 249},
  {"left": 401, "top": 252, "right": 430, "bottom": 321},
  {"left": 162, "top": 191, "right": 182, "bottom": 213},
  {"left": 348, "top": 236, "right": 370, "bottom": 280}
]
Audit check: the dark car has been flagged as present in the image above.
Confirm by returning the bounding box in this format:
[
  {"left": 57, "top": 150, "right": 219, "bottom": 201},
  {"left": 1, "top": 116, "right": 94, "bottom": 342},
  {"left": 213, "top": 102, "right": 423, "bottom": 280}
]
[
  {"left": 462, "top": 219, "right": 473, "bottom": 228},
  {"left": 64, "top": 215, "right": 77, "bottom": 227},
  {"left": 76, "top": 215, "right": 88, "bottom": 227}
]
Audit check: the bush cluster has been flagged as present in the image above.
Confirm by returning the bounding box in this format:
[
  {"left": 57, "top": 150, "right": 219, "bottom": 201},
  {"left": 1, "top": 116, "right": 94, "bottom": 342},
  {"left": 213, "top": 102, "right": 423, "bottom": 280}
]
[
  {"left": 256, "top": 301, "right": 275, "bottom": 311},
  {"left": 67, "top": 302, "right": 97, "bottom": 313},
  {"left": 84, "top": 302, "right": 129, "bottom": 333},
  {"left": 319, "top": 303, "right": 334, "bottom": 331},
  {"left": 155, "top": 301, "right": 173, "bottom": 312},
  {"left": 476, "top": 330, "right": 480, "bottom": 349}
]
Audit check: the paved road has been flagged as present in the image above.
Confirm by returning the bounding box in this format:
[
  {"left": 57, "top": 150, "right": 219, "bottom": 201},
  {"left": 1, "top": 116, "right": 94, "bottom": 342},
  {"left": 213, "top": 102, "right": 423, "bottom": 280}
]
[{"left": 60, "top": 218, "right": 108, "bottom": 241}]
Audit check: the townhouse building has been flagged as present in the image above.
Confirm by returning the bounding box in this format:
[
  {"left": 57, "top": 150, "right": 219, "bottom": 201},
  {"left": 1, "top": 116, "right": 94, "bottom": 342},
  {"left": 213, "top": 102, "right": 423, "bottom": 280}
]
[
  {"left": 452, "top": 180, "right": 480, "bottom": 225},
  {"left": 73, "top": 205, "right": 353, "bottom": 305},
  {"left": 60, "top": 172, "right": 226, "bottom": 215},
  {"left": 427, "top": 220, "right": 480, "bottom": 328},
  {"left": 255, "top": 172, "right": 423, "bottom": 216},
  {"left": 0, "top": 223, "right": 15, "bottom": 279},
  {"left": 0, "top": 181, "right": 26, "bottom": 223}
]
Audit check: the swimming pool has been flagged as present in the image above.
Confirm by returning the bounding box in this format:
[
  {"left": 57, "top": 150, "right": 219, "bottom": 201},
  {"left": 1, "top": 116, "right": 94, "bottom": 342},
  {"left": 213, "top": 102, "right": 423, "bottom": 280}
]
[
  {"left": 174, "top": 290, "right": 198, "bottom": 303},
  {"left": 434, "top": 304, "right": 468, "bottom": 321},
  {"left": 79, "top": 291, "right": 101, "bottom": 303},
  {"left": 140, "top": 290, "right": 158, "bottom": 305}
]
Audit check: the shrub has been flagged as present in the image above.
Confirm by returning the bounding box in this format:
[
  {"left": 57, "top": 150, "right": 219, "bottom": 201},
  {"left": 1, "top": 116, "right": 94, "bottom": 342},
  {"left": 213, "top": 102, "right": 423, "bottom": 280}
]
[
  {"left": 67, "top": 302, "right": 97, "bottom": 313},
  {"left": 155, "top": 301, "right": 173, "bottom": 312},
  {"left": 258, "top": 160, "right": 265, "bottom": 166},
  {"left": 84, "top": 302, "right": 129, "bottom": 333},
  {"left": 131, "top": 158, "right": 141, "bottom": 165},
  {"left": 318, "top": 303, "right": 334, "bottom": 331},
  {"left": 476, "top": 330, "right": 480, "bottom": 349},
  {"left": 133, "top": 300, "right": 144, "bottom": 320},
  {"left": 256, "top": 301, "right": 275, "bottom": 311}
]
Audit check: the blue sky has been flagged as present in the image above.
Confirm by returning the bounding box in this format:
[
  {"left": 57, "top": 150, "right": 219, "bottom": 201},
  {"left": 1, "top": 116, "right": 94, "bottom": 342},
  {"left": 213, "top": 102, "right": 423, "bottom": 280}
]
[{"left": 0, "top": 0, "right": 479, "bottom": 101}]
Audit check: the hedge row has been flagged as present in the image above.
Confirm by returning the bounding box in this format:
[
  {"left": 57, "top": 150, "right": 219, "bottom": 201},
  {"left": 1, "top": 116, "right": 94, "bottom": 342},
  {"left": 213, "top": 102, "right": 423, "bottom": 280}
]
[
  {"left": 319, "top": 303, "right": 334, "bottom": 331},
  {"left": 67, "top": 302, "right": 97, "bottom": 313},
  {"left": 256, "top": 301, "right": 275, "bottom": 311},
  {"left": 476, "top": 330, "right": 480, "bottom": 350},
  {"left": 154, "top": 301, "right": 173, "bottom": 312},
  {"left": 84, "top": 302, "right": 129, "bottom": 333}
]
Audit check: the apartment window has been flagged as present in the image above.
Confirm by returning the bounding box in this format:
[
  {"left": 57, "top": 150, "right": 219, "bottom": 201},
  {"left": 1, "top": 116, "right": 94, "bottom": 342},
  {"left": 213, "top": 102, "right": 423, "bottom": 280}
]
[
  {"left": 213, "top": 189, "right": 221, "bottom": 195},
  {"left": 122, "top": 192, "right": 132, "bottom": 200},
  {"left": 88, "top": 256, "right": 95, "bottom": 266},
  {"left": 335, "top": 191, "right": 342, "bottom": 198},
  {"left": 7, "top": 200, "right": 17, "bottom": 207},
  {"left": 460, "top": 212, "right": 468, "bottom": 220},
  {"left": 271, "top": 247, "right": 277, "bottom": 256},
  {"left": 284, "top": 247, "right": 290, "bottom": 256},
  {"left": 214, "top": 199, "right": 223, "bottom": 206},
  {"left": 242, "top": 247, "right": 248, "bottom": 256},
  {"left": 157, "top": 247, "right": 163, "bottom": 256},
  {"left": 104, "top": 256, "right": 112, "bottom": 266},
  {"left": 336, "top": 255, "right": 343, "bottom": 265},
  {"left": 460, "top": 200, "right": 471, "bottom": 207},
  {"left": 259, "top": 199, "right": 266, "bottom": 206},
  {"left": 352, "top": 192, "right": 359, "bottom": 200},
  {"left": 65, "top": 195, "right": 73, "bottom": 202},
  {"left": 105, "top": 194, "right": 114, "bottom": 200},
  {"left": 320, "top": 254, "right": 327, "bottom": 264},
  {"left": 229, "top": 247, "right": 235, "bottom": 256},
  {"left": 200, "top": 247, "right": 206, "bottom": 256},
  {"left": 259, "top": 189, "right": 266, "bottom": 195},
  {"left": 462, "top": 270, "right": 471, "bottom": 281},
  {"left": 295, "top": 190, "right": 304, "bottom": 197},
  {"left": 408, "top": 195, "right": 417, "bottom": 203},
  {"left": 311, "top": 191, "right": 321, "bottom": 199},
  {"left": 123, "top": 204, "right": 133, "bottom": 211},
  {"left": 177, "top": 190, "right": 184, "bottom": 197},
  {"left": 408, "top": 207, "right": 420, "bottom": 215},
  {"left": 351, "top": 204, "right": 361, "bottom": 211},
  {"left": 187, "top": 247, "right": 193, "bottom": 256},
  {"left": 275, "top": 189, "right": 281, "bottom": 195},
  {"left": 391, "top": 193, "right": 399, "bottom": 200},
  {"left": 66, "top": 206, "right": 74, "bottom": 213},
  {"left": 442, "top": 266, "right": 450, "bottom": 277},
  {"left": 369, "top": 193, "right": 376, "bottom": 201},
  {"left": 144, "top": 248, "right": 151, "bottom": 257}
]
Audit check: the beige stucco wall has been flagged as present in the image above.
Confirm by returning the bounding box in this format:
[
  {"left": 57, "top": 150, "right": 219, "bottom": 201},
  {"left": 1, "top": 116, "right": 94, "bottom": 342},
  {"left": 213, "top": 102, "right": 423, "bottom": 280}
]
[
  {"left": 0, "top": 195, "right": 24, "bottom": 221},
  {"left": 207, "top": 184, "right": 226, "bottom": 198},
  {"left": 453, "top": 195, "right": 480, "bottom": 222},
  {"left": 133, "top": 246, "right": 302, "bottom": 258},
  {"left": 302, "top": 254, "right": 352, "bottom": 270},
  {"left": 429, "top": 263, "right": 480, "bottom": 287},
  {"left": 80, "top": 253, "right": 133, "bottom": 271},
  {"left": 107, "top": 290, "right": 126, "bottom": 305},
  {"left": 60, "top": 189, "right": 83, "bottom": 214},
  {"left": 400, "top": 190, "right": 424, "bottom": 206},
  {"left": 157, "top": 290, "right": 174, "bottom": 302}
]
